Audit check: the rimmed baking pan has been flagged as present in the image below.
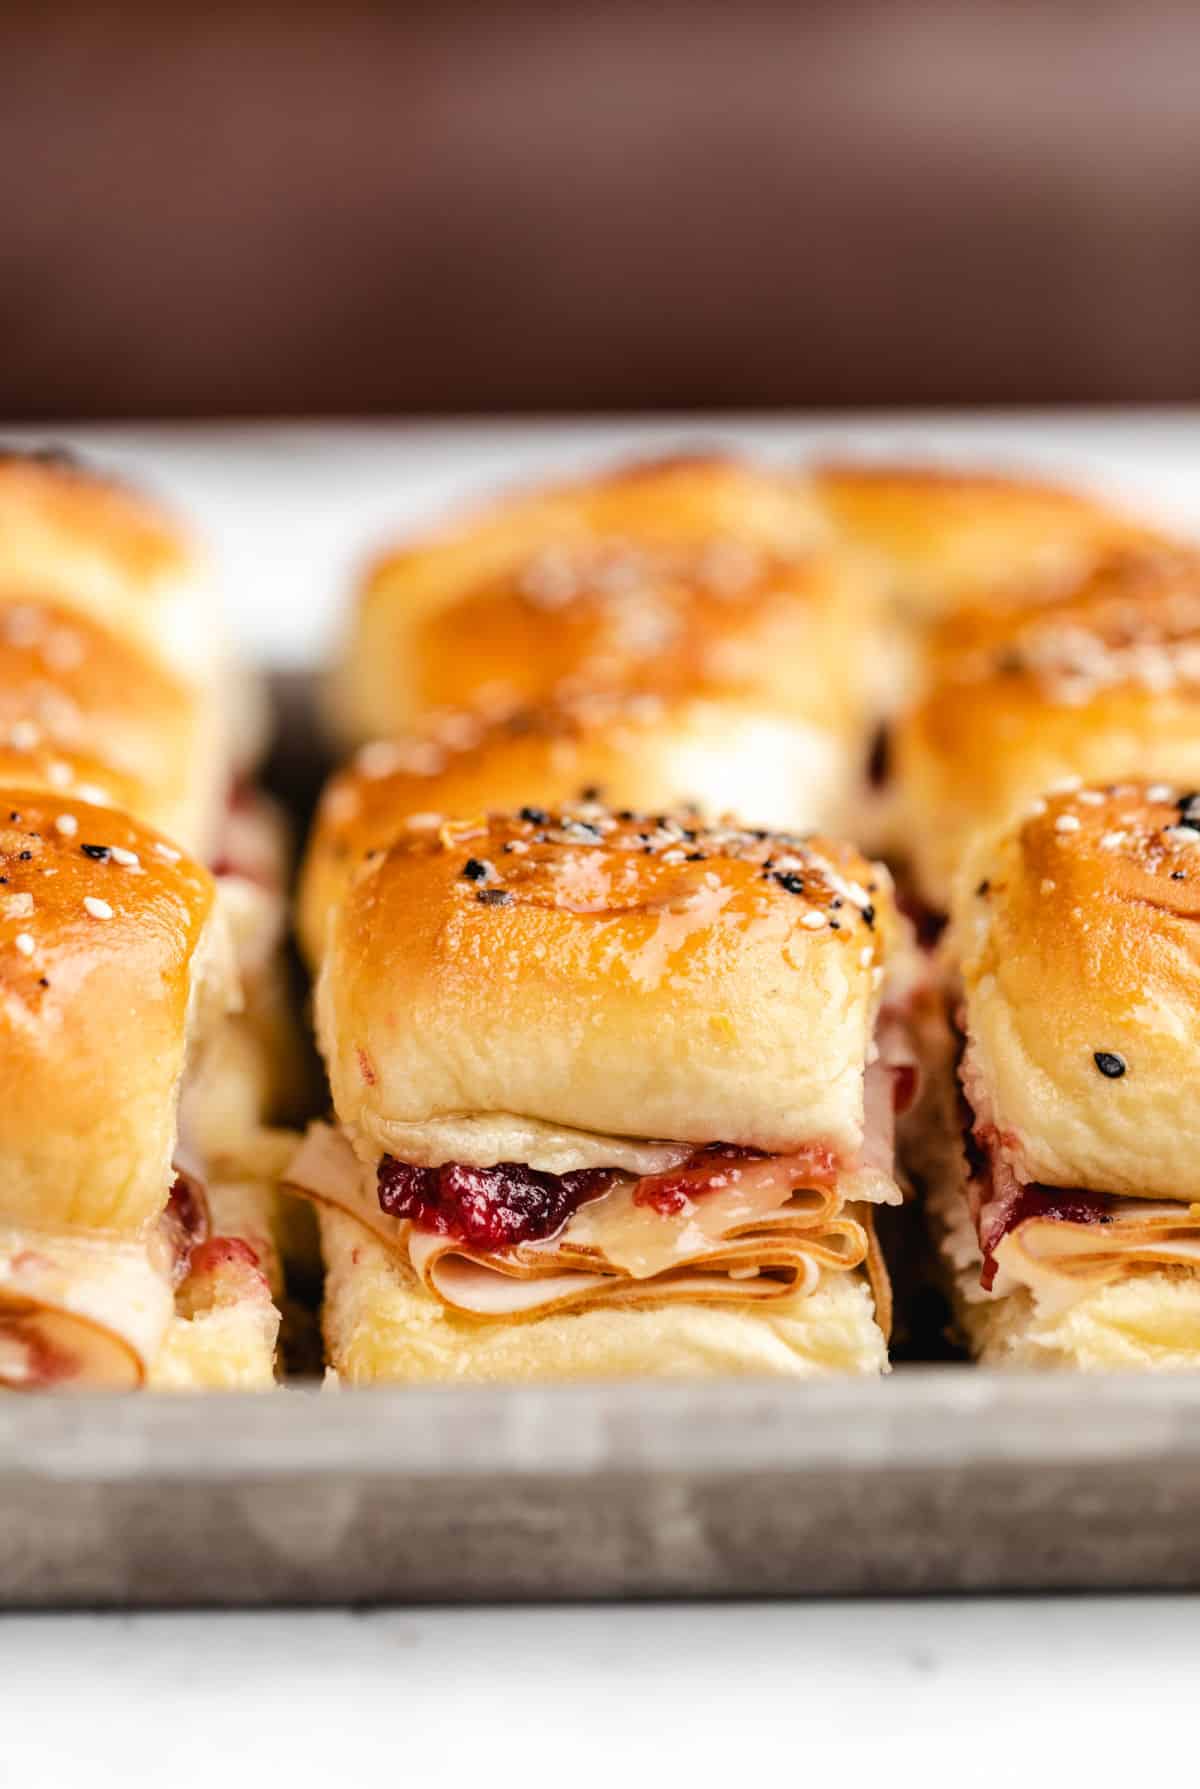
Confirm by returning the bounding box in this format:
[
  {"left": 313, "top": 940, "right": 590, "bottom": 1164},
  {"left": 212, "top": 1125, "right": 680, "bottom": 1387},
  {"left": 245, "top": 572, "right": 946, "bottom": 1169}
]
[{"left": 3, "top": 1368, "right": 1199, "bottom": 1605}]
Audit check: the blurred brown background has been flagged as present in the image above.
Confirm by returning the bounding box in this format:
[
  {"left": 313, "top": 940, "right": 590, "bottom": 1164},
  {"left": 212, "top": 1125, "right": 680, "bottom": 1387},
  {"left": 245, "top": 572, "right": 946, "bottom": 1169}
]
[{"left": 2, "top": 1, "right": 1199, "bottom": 418}]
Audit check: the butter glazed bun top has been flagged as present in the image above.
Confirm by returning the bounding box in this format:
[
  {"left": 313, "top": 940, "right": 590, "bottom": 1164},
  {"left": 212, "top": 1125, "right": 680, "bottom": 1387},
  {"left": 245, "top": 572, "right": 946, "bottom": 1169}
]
[
  {"left": 298, "top": 689, "right": 866, "bottom": 967},
  {"left": 812, "top": 460, "right": 1165, "bottom": 625},
  {"left": 0, "top": 595, "right": 223, "bottom": 854},
  {"left": 0, "top": 448, "right": 212, "bottom": 684},
  {"left": 317, "top": 804, "right": 894, "bottom": 1163},
  {"left": 0, "top": 793, "right": 226, "bottom": 1236},
  {"left": 895, "top": 547, "right": 1200, "bottom": 909},
  {"left": 952, "top": 783, "right": 1200, "bottom": 1204},
  {"left": 331, "top": 454, "right": 856, "bottom": 743}
]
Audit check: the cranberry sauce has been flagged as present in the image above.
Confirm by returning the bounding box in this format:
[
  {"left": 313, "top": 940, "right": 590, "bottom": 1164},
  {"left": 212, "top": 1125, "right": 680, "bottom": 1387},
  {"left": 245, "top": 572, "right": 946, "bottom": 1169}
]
[
  {"left": 161, "top": 1169, "right": 211, "bottom": 1284},
  {"left": 979, "top": 1175, "right": 1112, "bottom": 1291},
  {"left": 631, "top": 1144, "right": 768, "bottom": 1216},
  {"left": 377, "top": 1158, "right": 616, "bottom": 1250}
]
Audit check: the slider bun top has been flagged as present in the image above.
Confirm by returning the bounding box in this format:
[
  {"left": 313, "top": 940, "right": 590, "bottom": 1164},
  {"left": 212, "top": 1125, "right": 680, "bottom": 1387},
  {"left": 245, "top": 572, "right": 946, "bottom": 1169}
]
[
  {"left": 298, "top": 689, "right": 864, "bottom": 967},
  {"left": 812, "top": 460, "right": 1165, "bottom": 624},
  {"left": 0, "top": 594, "right": 223, "bottom": 855},
  {"left": 317, "top": 804, "right": 893, "bottom": 1160},
  {"left": 0, "top": 448, "right": 213, "bottom": 684},
  {"left": 895, "top": 547, "right": 1200, "bottom": 909},
  {"left": 330, "top": 453, "right": 846, "bottom": 742},
  {"left": 0, "top": 792, "right": 226, "bottom": 1234},
  {"left": 953, "top": 782, "right": 1200, "bottom": 1202}
]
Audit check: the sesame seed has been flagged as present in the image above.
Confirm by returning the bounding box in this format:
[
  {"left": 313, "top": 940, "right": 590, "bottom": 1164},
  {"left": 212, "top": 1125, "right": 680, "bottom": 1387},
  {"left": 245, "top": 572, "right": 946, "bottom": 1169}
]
[
  {"left": 53, "top": 814, "right": 77, "bottom": 837},
  {"left": 1099, "top": 831, "right": 1127, "bottom": 849},
  {"left": 46, "top": 762, "right": 71, "bottom": 789},
  {"left": 83, "top": 897, "right": 113, "bottom": 920},
  {"left": 1041, "top": 878, "right": 1056, "bottom": 894},
  {"left": 1164, "top": 827, "right": 1200, "bottom": 848},
  {"left": 14, "top": 933, "right": 34, "bottom": 957},
  {"left": 1054, "top": 813, "right": 1081, "bottom": 833},
  {"left": 860, "top": 945, "right": 873, "bottom": 966},
  {"left": 1147, "top": 783, "right": 1173, "bottom": 801},
  {"left": 1027, "top": 798, "right": 1047, "bottom": 817},
  {"left": 1076, "top": 790, "right": 1105, "bottom": 806},
  {"left": 109, "top": 846, "right": 139, "bottom": 868},
  {"left": 154, "top": 841, "right": 181, "bottom": 864},
  {"left": 80, "top": 843, "right": 109, "bottom": 861},
  {"left": 462, "top": 857, "right": 491, "bottom": 883},
  {"left": 1094, "top": 1050, "right": 1127, "bottom": 1079},
  {"left": 800, "top": 910, "right": 826, "bottom": 930},
  {"left": 8, "top": 721, "right": 38, "bottom": 751}
]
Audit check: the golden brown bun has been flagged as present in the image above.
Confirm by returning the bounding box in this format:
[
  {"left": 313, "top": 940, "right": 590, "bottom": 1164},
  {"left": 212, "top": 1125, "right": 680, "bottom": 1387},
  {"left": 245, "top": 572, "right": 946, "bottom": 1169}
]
[
  {"left": 330, "top": 453, "right": 855, "bottom": 742},
  {"left": 0, "top": 594, "right": 223, "bottom": 853},
  {"left": 317, "top": 804, "right": 894, "bottom": 1159},
  {"left": 0, "top": 449, "right": 213, "bottom": 678},
  {"left": 813, "top": 460, "right": 1166, "bottom": 625},
  {"left": 318, "top": 1208, "right": 887, "bottom": 1382},
  {"left": 0, "top": 449, "right": 267, "bottom": 775},
  {"left": 952, "top": 783, "right": 1200, "bottom": 1202},
  {"left": 0, "top": 791, "right": 225, "bottom": 1234},
  {"left": 298, "top": 691, "right": 865, "bottom": 967},
  {"left": 895, "top": 547, "right": 1200, "bottom": 908}
]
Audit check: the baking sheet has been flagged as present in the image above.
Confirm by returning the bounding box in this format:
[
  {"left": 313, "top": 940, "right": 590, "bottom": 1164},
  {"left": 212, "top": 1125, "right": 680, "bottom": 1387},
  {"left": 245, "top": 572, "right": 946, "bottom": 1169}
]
[
  {"left": 5, "top": 416, "right": 1200, "bottom": 1608},
  {"left": 4, "top": 1371, "right": 1200, "bottom": 1605}
]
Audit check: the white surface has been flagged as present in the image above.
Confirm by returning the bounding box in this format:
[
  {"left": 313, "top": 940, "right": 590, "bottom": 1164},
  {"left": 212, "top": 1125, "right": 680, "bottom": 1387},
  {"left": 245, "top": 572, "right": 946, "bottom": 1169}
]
[
  {"left": 5, "top": 413, "right": 1200, "bottom": 1772},
  {"left": 3, "top": 1595, "right": 1194, "bottom": 1786},
  {"left": 6, "top": 409, "right": 1200, "bottom": 668}
]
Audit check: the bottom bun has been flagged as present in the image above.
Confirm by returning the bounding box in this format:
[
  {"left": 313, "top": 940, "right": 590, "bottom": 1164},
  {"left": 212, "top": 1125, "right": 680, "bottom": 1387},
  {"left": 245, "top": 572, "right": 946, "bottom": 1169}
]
[{"left": 318, "top": 1209, "right": 888, "bottom": 1382}]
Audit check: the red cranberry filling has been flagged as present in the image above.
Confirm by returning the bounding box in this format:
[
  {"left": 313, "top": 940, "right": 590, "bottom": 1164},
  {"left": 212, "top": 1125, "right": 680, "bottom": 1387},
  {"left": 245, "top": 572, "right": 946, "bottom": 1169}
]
[
  {"left": 632, "top": 1144, "right": 769, "bottom": 1215},
  {"left": 377, "top": 1158, "right": 615, "bottom": 1249},
  {"left": 161, "top": 1169, "right": 211, "bottom": 1284}
]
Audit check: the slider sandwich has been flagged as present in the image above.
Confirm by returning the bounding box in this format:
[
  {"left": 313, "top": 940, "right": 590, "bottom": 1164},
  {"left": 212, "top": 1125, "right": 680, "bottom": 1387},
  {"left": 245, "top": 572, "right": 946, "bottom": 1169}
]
[
  {"left": 928, "top": 783, "right": 1200, "bottom": 1368},
  {"left": 289, "top": 804, "right": 911, "bottom": 1381},
  {"left": 329, "top": 455, "right": 881, "bottom": 833},
  {"left": 893, "top": 545, "right": 1200, "bottom": 914},
  {"left": 0, "top": 795, "right": 281, "bottom": 1388}
]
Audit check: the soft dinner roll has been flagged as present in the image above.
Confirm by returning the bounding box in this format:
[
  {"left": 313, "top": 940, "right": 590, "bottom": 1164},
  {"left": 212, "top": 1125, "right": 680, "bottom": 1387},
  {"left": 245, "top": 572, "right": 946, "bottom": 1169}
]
[
  {"left": 317, "top": 804, "right": 894, "bottom": 1160},
  {"left": 298, "top": 689, "right": 867, "bottom": 968},
  {"left": 0, "top": 593, "right": 224, "bottom": 855},
  {"left": 951, "top": 783, "right": 1200, "bottom": 1204},
  {"left": 0, "top": 445, "right": 265, "bottom": 774},
  {"left": 0, "top": 446, "right": 214, "bottom": 685},
  {"left": 894, "top": 546, "right": 1200, "bottom": 909},
  {"left": 329, "top": 453, "right": 869, "bottom": 743},
  {"left": 0, "top": 791, "right": 231, "bottom": 1234},
  {"left": 812, "top": 460, "right": 1166, "bottom": 626}
]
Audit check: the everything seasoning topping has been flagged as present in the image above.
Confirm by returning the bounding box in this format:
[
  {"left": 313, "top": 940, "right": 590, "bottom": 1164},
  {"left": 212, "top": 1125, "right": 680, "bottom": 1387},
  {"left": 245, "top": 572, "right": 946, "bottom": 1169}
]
[
  {"left": 407, "top": 804, "right": 888, "bottom": 945},
  {"left": 1094, "top": 1051, "right": 1127, "bottom": 1079}
]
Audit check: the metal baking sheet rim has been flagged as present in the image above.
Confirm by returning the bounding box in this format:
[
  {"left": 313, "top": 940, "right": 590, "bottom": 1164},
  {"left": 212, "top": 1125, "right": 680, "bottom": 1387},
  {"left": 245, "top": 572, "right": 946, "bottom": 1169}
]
[{"left": 2, "top": 1369, "right": 1199, "bottom": 1605}]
